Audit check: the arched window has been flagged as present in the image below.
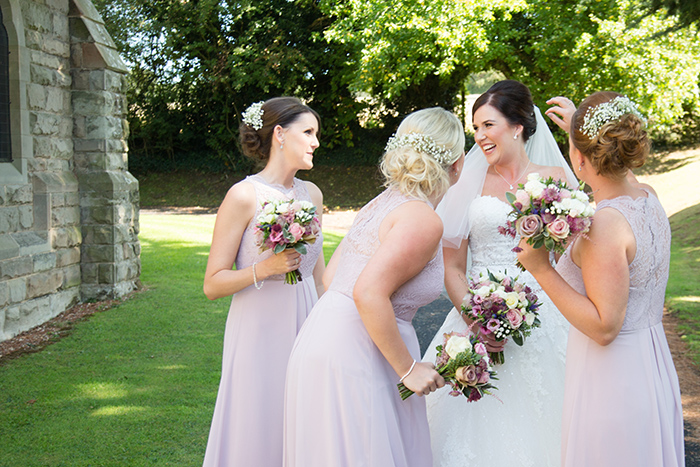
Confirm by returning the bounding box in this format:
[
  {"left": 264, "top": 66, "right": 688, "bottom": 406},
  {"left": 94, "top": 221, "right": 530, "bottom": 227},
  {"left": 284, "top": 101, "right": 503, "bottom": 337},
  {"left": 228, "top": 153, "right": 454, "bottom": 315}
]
[{"left": 0, "top": 7, "right": 10, "bottom": 163}]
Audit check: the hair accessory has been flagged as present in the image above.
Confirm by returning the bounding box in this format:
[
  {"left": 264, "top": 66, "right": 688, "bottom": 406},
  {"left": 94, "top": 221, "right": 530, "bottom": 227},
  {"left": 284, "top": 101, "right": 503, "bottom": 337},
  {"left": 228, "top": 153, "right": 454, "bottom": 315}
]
[
  {"left": 242, "top": 101, "right": 265, "bottom": 131},
  {"left": 580, "top": 96, "right": 646, "bottom": 139},
  {"left": 385, "top": 132, "right": 456, "bottom": 165}
]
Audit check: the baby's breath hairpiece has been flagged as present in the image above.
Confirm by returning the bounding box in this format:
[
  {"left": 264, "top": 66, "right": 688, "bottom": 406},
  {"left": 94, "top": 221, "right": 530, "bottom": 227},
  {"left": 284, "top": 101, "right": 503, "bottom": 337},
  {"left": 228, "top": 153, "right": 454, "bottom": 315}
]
[
  {"left": 242, "top": 101, "right": 265, "bottom": 131},
  {"left": 580, "top": 96, "right": 646, "bottom": 139},
  {"left": 384, "top": 132, "right": 456, "bottom": 165}
]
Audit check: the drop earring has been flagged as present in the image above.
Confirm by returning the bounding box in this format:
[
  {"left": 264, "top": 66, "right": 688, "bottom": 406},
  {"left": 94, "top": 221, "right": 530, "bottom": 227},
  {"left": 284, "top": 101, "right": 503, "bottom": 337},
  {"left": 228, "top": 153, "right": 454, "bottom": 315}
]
[
  {"left": 513, "top": 134, "right": 518, "bottom": 140},
  {"left": 578, "top": 163, "right": 583, "bottom": 172},
  {"left": 280, "top": 140, "right": 285, "bottom": 150}
]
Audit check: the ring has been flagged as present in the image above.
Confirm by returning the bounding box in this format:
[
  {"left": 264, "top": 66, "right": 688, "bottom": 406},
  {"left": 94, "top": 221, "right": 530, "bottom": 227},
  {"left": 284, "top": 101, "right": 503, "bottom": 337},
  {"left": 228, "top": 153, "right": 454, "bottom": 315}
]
[{"left": 295, "top": 258, "right": 300, "bottom": 265}]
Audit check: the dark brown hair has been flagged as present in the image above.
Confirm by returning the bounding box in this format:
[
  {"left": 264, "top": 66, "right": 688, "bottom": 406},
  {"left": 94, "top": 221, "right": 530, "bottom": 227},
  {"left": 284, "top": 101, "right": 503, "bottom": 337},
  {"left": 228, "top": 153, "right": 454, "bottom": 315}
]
[
  {"left": 472, "top": 80, "right": 537, "bottom": 142},
  {"left": 571, "top": 91, "right": 649, "bottom": 180},
  {"left": 239, "top": 97, "right": 321, "bottom": 162}
]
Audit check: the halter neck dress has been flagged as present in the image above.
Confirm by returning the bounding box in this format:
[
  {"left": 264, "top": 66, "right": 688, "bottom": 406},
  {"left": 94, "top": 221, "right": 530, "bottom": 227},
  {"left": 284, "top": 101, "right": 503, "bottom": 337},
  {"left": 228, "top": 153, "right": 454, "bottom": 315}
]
[{"left": 202, "top": 174, "right": 323, "bottom": 466}]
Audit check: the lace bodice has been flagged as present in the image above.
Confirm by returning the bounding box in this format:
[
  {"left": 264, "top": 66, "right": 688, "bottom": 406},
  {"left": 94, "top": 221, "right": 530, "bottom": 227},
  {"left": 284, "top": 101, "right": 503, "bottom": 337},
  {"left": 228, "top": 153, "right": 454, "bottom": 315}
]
[
  {"left": 328, "top": 189, "right": 444, "bottom": 322},
  {"left": 235, "top": 174, "right": 323, "bottom": 280},
  {"left": 468, "top": 196, "right": 525, "bottom": 274},
  {"left": 556, "top": 189, "right": 671, "bottom": 331}
]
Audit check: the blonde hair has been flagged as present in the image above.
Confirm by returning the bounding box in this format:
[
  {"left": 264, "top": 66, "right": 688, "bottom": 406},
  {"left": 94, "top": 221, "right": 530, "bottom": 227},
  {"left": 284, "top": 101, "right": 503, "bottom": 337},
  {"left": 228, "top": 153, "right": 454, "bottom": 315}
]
[
  {"left": 380, "top": 107, "right": 464, "bottom": 201},
  {"left": 571, "top": 92, "right": 649, "bottom": 180}
]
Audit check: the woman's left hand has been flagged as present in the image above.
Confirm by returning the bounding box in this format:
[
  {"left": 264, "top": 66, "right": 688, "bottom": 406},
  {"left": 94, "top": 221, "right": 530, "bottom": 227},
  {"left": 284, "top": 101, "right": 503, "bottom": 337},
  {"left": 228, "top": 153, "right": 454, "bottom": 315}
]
[{"left": 516, "top": 239, "right": 552, "bottom": 275}]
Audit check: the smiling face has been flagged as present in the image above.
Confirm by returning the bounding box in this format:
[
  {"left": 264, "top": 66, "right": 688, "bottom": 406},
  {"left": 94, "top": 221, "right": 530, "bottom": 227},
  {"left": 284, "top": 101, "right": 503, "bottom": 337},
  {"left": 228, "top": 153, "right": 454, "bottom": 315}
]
[
  {"left": 472, "top": 104, "right": 523, "bottom": 165},
  {"left": 280, "top": 112, "right": 320, "bottom": 170}
]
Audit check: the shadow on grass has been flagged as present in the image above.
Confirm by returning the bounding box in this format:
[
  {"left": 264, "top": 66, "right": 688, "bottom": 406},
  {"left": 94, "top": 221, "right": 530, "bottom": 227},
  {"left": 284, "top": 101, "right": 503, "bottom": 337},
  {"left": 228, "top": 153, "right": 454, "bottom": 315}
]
[{"left": 636, "top": 150, "right": 699, "bottom": 176}]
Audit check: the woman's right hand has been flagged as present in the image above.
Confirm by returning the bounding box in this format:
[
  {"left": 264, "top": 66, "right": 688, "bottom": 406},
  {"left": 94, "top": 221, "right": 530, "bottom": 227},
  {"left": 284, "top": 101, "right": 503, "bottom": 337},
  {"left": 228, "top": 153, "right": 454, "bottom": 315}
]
[
  {"left": 258, "top": 249, "right": 302, "bottom": 278},
  {"left": 402, "top": 362, "right": 445, "bottom": 396},
  {"left": 545, "top": 96, "right": 577, "bottom": 133}
]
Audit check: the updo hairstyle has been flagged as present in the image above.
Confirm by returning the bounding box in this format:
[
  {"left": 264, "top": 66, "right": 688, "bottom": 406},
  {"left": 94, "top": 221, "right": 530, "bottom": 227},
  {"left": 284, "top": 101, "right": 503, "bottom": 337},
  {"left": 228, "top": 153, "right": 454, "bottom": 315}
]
[
  {"left": 571, "top": 91, "right": 649, "bottom": 180},
  {"left": 472, "top": 80, "right": 537, "bottom": 142},
  {"left": 380, "top": 107, "right": 465, "bottom": 201},
  {"left": 239, "top": 97, "right": 321, "bottom": 163}
]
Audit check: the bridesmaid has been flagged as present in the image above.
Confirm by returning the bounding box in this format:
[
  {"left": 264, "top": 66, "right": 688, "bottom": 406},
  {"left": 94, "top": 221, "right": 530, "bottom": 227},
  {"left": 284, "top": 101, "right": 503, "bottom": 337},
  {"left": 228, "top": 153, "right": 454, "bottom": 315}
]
[
  {"left": 202, "top": 97, "right": 325, "bottom": 466},
  {"left": 284, "top": 107, "right": 465, "bottom": 467},
  {"left": 518, "top": 92, "right": 685, "bottom": 466}
]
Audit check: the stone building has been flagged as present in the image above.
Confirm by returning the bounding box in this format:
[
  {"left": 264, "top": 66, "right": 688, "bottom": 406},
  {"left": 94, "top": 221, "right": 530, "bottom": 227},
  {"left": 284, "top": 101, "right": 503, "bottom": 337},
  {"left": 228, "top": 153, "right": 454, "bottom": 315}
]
[{"left": 0, "top": 0, "right": 140, "bottom": 342}]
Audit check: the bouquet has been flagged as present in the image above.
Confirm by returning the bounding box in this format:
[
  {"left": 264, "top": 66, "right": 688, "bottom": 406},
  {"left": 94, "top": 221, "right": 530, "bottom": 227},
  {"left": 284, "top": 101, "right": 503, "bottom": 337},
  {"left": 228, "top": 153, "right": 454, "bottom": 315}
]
[
  {"left": 461, "top": 270, "right": 541, "bottom": 365},
  {"left": 253, "top": 198, "right": 320, "bottom": 285},
  {"left": 499, "top": 173, "right": 594, "bottom": 269},
  {"left": 397, "top": 332, "right": 497, "bottom": 402}
]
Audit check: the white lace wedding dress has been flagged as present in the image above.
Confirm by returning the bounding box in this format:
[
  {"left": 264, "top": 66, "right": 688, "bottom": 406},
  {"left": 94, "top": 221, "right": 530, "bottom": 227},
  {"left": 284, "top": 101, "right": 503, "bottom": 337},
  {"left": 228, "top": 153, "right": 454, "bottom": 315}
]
[{"left": 423, "top": 195, "right": 569, "bottom": 467}]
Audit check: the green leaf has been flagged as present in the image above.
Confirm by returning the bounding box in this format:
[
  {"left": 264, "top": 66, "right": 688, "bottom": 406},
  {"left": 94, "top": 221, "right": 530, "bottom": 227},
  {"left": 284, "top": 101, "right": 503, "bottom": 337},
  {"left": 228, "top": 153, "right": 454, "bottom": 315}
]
[
  {"left": 294, "top": 243, "right": 307, "bottom": 255},
  {"left": 512, "top": 331, "right": 524, "bottom": 346},
  {"left": 505, "top": 191, "right": 517, "bottom": 204}
]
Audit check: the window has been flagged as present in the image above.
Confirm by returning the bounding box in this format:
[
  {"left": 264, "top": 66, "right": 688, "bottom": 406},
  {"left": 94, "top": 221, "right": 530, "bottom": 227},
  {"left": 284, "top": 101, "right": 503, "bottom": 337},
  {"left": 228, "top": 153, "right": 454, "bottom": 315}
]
[{"left": 0, "top": 7, "right": 10, "bottom": 163}]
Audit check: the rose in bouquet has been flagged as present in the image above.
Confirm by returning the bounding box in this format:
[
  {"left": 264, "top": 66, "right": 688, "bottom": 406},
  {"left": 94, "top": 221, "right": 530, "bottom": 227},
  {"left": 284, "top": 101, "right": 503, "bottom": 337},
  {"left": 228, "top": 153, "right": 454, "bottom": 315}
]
[
  {"left": 397, "top": 332, "right": 497, "bottom": 402},
  {"left": 499, "top": 173, "right": 594, "bottom": 269},
  {"left": 461, "top": 270, "right": 541, "bottom": 365},
  {"left": 253, "top": 198, "right": 320, "bottom": 284}
]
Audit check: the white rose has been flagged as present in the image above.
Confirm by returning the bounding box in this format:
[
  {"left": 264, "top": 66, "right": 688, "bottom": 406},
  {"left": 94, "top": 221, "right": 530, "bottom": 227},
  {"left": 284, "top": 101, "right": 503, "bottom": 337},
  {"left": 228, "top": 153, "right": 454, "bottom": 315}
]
[
  {"left": 299, "top": 200, "right": 314, "bottom": 210},
  {"left": 445, "top": 335, "right": 472, "bottom": 359},
  {"left": 492, "top": 271, "right": 506, "bottom": 281},
  {"left": 524, "top": 179, "right": 546, "bottom": 198},
  {"left": 524, "top": 312, "right": 536, "bottom": 326},
  {"left": 276, "top": 202, "right": 291, "bottom": 214},
  {"left": 503, "top": 292, "right": 520, "bottom": 309},
  {"left": 475, "top": 285, "right": 491, "bottom": 297},
  {"left": 573, "top": 190, "right": 589, "bottom": 203},
  {"left": 262, "top": 202, "right": 276, "bottom": 215},
  {"left": 583, "top": 204, "right": 595, "bottom": 217},
  {"left": 526, "top": 172, "right": 541, "bottom": 182}
]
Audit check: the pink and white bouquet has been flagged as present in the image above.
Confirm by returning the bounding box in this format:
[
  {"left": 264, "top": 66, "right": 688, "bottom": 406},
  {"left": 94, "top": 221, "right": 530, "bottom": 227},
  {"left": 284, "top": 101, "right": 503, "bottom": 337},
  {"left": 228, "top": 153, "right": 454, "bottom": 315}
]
[
  {"left": 461, "top": 270, "right": 541, "bottom": 365},
  {"left": 253, "top": 198, "right": 320, "bottom": 285},
  {"left": 397, "top": 332, "right": 497, "bottom": 402},
  {"left": 499, "top": 173, "right": 594, "bottom": 269}
]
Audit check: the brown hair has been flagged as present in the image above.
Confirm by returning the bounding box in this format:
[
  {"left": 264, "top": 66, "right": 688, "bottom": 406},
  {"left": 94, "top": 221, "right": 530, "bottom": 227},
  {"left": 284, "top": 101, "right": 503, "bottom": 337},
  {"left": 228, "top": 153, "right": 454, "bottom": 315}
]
[
  {"left": 239, "top": 97, "right": 321, "bottom": 162},
  {"left": 472, "top": 80, "right": 537, "bottom": 142},
  {"left": 571, "top": 91, "right": 649, "bottom": 180}
]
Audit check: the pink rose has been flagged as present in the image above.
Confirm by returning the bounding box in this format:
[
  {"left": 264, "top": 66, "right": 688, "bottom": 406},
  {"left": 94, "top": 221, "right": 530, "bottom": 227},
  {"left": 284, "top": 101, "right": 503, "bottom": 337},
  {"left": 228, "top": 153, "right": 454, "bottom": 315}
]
[
  {"left": 560, "top": 188, "right": 572, "bottom": 199},
  {"left": 546, "top": 217, "right": 571, "bottom": 240},
  {"left": 506, "top": 309, "right": 523, "bottom": 329},
  {"left": 455, "top": 365, "right": 479, "bottom": 386},
  {"left": 474, "top": 342, "right": 487, "bottom": 357},
  {"left": 476, "top": 367, "right": 491, "bottom": 384},
  {"left": 269, "top": 224, "right": 284, "bottom": 244},
  {"left": 515, "top": 214, "right": 543, "bottom": 238},
  {"left": 515, "top": 190, "right": 530, "bottom": 209},
  {"left": 288, "top": 222, "right": 304, "bottom": 242}
]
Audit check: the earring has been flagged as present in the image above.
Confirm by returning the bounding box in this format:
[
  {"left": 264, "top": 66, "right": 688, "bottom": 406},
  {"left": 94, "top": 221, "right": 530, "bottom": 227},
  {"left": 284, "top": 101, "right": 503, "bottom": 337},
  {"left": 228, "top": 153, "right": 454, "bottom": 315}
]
[
  {"left": 280, "top": 141, "right": 285, "bottom": 150},
  {"left": 578, "top": 163, "right": 583, "bottom": 172},
  {"left": 513, "top": 134, "right": 518, "bottom": 140}
]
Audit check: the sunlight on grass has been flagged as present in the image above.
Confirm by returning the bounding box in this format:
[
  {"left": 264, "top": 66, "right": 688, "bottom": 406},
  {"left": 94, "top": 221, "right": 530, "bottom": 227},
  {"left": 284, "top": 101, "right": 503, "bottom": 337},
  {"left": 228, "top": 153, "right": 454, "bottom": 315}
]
[
  {"left": 91, "top": 405, "right": 148, "bottom": 416},
  {"left": 157, "top": 364, "right": 187, "bottom": 370},
  {"left": 77, "top": 382, "right": 128, "bottom": 400}
]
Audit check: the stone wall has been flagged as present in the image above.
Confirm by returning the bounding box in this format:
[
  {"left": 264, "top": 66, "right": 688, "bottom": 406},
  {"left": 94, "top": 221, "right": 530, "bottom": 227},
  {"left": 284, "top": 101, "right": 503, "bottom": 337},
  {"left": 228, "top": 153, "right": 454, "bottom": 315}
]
[{"left": 0, "top": 0, "right": 140, "bottom": 342}]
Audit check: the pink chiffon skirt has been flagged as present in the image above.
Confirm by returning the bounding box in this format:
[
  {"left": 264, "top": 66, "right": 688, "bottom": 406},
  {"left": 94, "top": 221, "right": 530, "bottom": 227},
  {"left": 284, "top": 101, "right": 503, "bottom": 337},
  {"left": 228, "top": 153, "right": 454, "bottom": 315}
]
[
  {"left": 284, "top": 291, "right": 432, "bottom": 467},
  {"left": 561, "top": 322, "right": 684, "bottom": 466},
  {"left": 202, "top": 279, "right": 318, "bottom": 467}
]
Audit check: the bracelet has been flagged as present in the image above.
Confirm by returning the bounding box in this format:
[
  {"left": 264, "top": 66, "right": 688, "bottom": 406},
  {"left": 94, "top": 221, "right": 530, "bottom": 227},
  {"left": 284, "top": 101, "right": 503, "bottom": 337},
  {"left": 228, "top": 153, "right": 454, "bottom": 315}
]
[
  {"left": 252, "top": 262, "right": 264, "bottom": 290},
  {"left": 399, "top": 359, "right": 417, "bottom": 382}
]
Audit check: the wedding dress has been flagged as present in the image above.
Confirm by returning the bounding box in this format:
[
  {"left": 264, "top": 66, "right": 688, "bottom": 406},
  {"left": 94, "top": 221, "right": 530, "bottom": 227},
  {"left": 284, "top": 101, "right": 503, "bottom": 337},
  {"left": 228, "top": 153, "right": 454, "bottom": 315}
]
[{"left": 423, "top": 195, "right": 569, "bottom": 467}]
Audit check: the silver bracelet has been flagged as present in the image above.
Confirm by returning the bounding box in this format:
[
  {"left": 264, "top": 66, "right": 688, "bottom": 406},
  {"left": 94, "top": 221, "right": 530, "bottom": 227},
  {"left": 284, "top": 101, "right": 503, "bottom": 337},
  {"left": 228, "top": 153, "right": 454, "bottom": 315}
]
[
  {"left": 252, "top": 262, "right": 264, "bottom": 290},
  {"left": 399, "top": 359, "right": 417, "bottom": 382}
]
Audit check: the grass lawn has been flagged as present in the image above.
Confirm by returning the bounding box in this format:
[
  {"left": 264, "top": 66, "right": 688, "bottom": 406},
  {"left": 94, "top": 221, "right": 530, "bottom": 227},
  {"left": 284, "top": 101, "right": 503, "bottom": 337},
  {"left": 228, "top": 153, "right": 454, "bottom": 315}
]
[{"left": 0, "top": 214, "right": 341, "bottom": 466}]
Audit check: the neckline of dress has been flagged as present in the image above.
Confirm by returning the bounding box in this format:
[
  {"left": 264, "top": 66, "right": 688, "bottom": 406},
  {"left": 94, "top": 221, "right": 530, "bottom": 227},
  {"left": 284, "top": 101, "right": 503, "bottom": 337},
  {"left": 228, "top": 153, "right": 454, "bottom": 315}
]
[
  {"left": 476, "top": 194, "right": 511, "bottom": 207},
  {"left": 251, "top": 173, "right": 297, "bottom": 192}
]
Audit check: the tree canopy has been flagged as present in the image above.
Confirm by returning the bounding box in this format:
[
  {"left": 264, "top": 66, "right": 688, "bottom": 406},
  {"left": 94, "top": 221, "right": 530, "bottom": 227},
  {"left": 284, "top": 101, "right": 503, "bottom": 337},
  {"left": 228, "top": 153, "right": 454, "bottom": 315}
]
[{"left": 94, "top": 0, "right": 700, "bottom": 171}]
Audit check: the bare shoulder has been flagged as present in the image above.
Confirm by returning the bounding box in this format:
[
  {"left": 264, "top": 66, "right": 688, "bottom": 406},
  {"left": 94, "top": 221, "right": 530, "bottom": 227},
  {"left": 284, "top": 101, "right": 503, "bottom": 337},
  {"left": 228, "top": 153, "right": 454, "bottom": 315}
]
[
  {"left": 389, "top": 200, "right": 443, "bottom": 244},
  {"left": 219, "top": 179, "right": 257, "bottom": 217},
  {"left": 589, "top": 205, "right": 631, "bottom": 241},
  {"left": 303, "top": 180, "right": 324, "bottom": 208}
]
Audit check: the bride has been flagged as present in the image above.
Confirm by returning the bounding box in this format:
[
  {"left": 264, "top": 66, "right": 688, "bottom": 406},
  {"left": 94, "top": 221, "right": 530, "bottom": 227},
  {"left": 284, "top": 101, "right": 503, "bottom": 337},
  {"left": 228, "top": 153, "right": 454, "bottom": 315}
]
[{"left": 423, "top": 80, "right": 577, "bottom": 466}]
